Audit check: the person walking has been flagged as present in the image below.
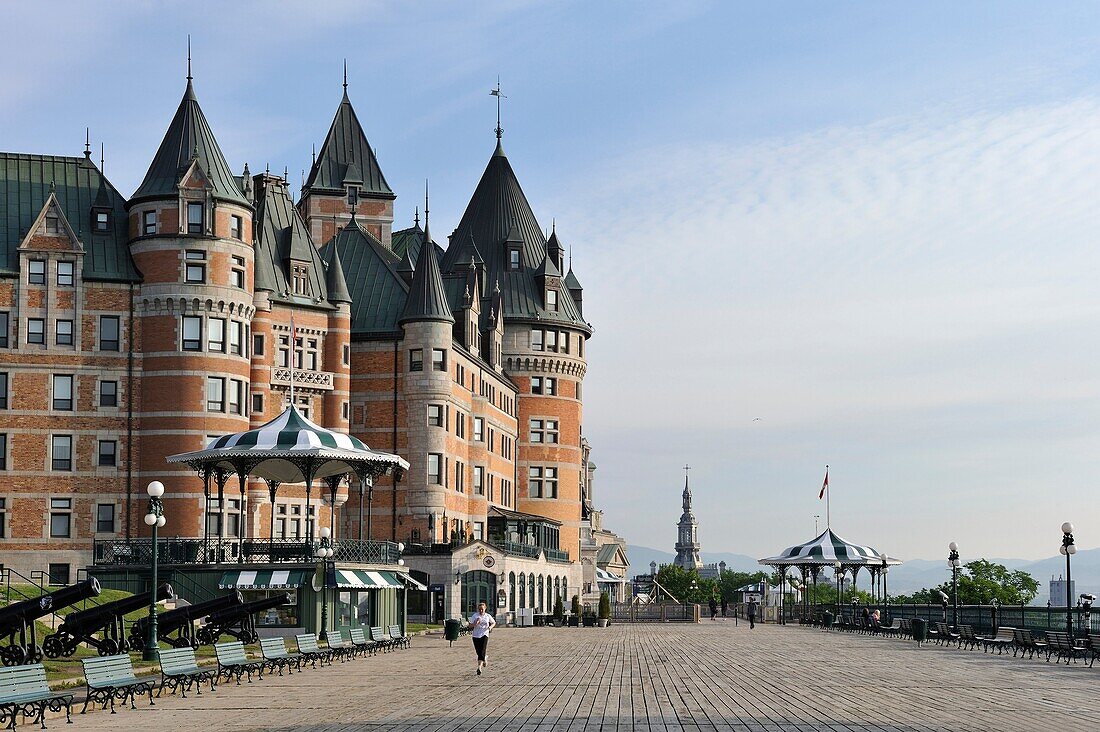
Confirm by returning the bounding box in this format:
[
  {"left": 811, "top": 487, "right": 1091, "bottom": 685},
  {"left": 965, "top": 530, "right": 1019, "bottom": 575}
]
[
  {"left": 747, "top": 597, "right": 758, "bottom": 629},
  {"left": 708, "top": 597, "right": 718, "bottom": 621},
  {"left": 468, "top": 601, "right": 496, "bottom": 676},
  {"left": 721, "top": 597, "right": 728, "bottom": 617}
]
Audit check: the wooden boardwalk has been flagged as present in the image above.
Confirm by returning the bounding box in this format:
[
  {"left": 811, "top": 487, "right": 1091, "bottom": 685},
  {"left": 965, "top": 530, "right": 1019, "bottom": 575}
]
[{"left": 60, "top": 621, "right": 1100, "bottom": 731}]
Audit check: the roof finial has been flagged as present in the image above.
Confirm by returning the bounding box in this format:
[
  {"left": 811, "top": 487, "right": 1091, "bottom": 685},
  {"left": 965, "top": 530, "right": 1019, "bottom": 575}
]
[
  {"left": 684, "top": 464, "right": 691, "bottom": 489},
  {"left": 490, "top": 76, "right": 506, "bottom": 140},
  {"left": 424, "top": 179, "right": 429, "bottom": 228},
  {"left": 84, "top": 128, "right": 91, "bottom": 158},
  {"left": 414, "top": 206, "right": 420, "bottom": 227},
  {"left": 283, "top": 165, "right": 288, "bottom": 183},
  {"left": 552, "top": 217, "right": 555, "bottom": 233},
  {"left": 186, "top": 34, "right": 192, "bottom": 82},
  {"left": 100, "top": 142, "right": 105, "bottom": 174},
  {"left": 311, "top": 143, "right": 316, "bottom": 167},
  {"left": 343, "top": 59, "right": 348, "bottom": 92}
]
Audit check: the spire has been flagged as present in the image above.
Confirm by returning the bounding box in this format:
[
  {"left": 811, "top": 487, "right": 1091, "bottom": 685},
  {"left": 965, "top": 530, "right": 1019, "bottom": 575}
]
[
  {"left": 186, "top": 34, "right": 192, "bottom": 82},
  {"left": 413, "top": 206, "right": 420, "bottom": 228},
  {"left": 83, "top": 128, "right": 91, "bottom": 160},
  {"left": 491, "top": 77, "right": 506, "bottom": 140},
  {"left": 682, "top": 465, "right": 692, "bottom": 513},
  {"left": 305, "top": 81, "right": 392, "bottom": 197},
  {"left": 343, "top": 58, "right": 348, "bottom": 94},
  {"left": 674, "top": 465, "right": 702, "bottom": 570},
  {"left": 325, "top": 236, "right": 352, "bottom": 304},
  {"left": 399, "top": 183, "right": 453, "bottom": 325}
]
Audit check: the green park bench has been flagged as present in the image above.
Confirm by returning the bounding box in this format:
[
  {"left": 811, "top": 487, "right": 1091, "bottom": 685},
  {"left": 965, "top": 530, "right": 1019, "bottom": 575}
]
[
  {"left": 388, "top": 625, "right": 411, "bottom": 649},
  {"left": 981, "top": 627, "right": 1015, "bottom": 654},
  {"left": 324, "top": 630, "right": 356, "bottom": 660},
  {"left": 214, "top": 641, "right": 265, "bottom": 684},
  {"left": 81, "top": 654, "right": 155, "bottom": 714},
  {"left": 1011, "top": 628, "right": 1048, "bottom": 659},
  {"left": 157, "top": 646, "right": 217, "bottom": 697},
  {"left": 295, "top": 633, "right": 336, "bottom": 667},
  {"left": 259, "top": 637, "right": 304, "bottom": 675},
  {"left": 1045, "top": 631, "right": 1087, "bottom": 665},
  {"left": 0, "top": 663, "right": 73, "bottom": 730},
  {"left": 349, "top": 627, "right": 380, "bottom": 656},
  {"left": 369, "top": 626, "right": 396, "bottom": 652}
]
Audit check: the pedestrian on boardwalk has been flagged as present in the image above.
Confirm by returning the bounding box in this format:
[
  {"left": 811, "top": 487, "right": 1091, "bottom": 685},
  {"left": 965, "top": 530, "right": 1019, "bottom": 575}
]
[
  {"left": 721, "top": 597, "right": 728, "bottom": 617},
  {"left": 747, "top": 598, "right": 758, "bottom": 629},
  {"left": 468, "top": 601, "right": 496, "bottom": 676},
  {"left": 709, "top": 597, "right": 718, "bottom": 620},
  {"left": 861, "top": 605, "right": 870, "bottom": 631}
]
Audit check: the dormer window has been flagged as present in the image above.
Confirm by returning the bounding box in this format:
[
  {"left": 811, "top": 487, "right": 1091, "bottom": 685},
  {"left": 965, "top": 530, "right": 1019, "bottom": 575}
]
[
  {"left": 508, "top": 248, "right": 521, "bottom": 271},
  {"left": 291, "top": 264, "right": 311, "bottom": 296},
  {"left": 230, "top": 215, "right": 242, "bottom": 240},
  {"left": 143, "top": 211, "right": 157, "bottom": 235},
  {"left": 93, "top": 210, "right": 110, "bottom": 232},
  {"left": 347, "top": 187, "right": 359, "bottom": 206},
  {"left": 546, "top": 289, "right": 558, "bottom": 312},
  {"left": 187, "top": 202, "right": 204, "bottom": 234},
  {"left": 45, "top": 214, "right": 61, "bottom": 235}
]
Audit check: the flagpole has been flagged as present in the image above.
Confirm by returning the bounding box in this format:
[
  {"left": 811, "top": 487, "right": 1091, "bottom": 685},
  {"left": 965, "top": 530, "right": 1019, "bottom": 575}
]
[
  {"left": 825, "top": 465, "right": 830, "bottom": 531},
  {"left": 289, "top": 316, "right": 296, "bottom": 408}
]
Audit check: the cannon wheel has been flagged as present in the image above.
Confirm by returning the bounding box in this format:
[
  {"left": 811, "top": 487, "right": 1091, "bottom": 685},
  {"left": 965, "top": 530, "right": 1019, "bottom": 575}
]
[
  {"left": 196, "top": 627, "right": 215, "bottom": 645},
  {"left": 26, "top": 644, "right": 43, "bottom": 664},
  {"left": 42, "top": 635, "right": 68, "bottom": 659},
  {"left": 98, "top": 639, "right": 119, "bottom": 656},
  {"left": 244, "top": 630, "right": 259, "bottom": 644},
  {"left": 128, "top": 635, "right": 144, "bottom": 652},
  {"left": 0, "top": 644, "right": 27, "bottom": 667}
]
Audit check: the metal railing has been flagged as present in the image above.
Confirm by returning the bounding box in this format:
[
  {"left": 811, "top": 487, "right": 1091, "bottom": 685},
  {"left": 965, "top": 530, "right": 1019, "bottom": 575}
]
[
  {"left": 610, "top": 602, "right": 698, "bottom": 623},
  {"left": 92, "top": 537, "right": 402, "bottom": 566},
  {"left": 401, "top": 539, "right": 571, "bottom": 563},
  {"left": 790, "top": 602, "right": 1100, "bottom": 635}
]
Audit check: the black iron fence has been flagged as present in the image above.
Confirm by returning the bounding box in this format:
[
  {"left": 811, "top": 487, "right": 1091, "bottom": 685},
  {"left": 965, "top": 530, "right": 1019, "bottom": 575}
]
[
  {"left": 92, "top": 537, "right": 401, "bottom": 566},
  {"left": 609, "top": 602, "right": 698, "bottom": 623},
  {"left": 788, "top": 602, "right": 1100, "bottom": 635}
]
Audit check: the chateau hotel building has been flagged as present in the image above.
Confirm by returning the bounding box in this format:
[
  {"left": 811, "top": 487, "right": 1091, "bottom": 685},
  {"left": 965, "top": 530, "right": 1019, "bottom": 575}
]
[{"left": 0, "top": 69, "right": 626, "bottom": 617}]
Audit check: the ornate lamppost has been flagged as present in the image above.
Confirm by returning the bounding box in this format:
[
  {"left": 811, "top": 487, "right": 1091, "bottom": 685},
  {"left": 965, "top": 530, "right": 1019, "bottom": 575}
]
[
  {"left": 833, "top": 560, "right": 843, "bottom": 616},
  {"left": 948, "top": 542, "right": 960, "bottom": 630},
  {"left": 315, "top": 527, "right": 334, "bottom": 640},
  {"left": 879, "top": 552, "right": 889, "bottom": 615},
  {"left": 1061, "top": 522, "right": 1076, "bottom": 638},
  {"left": 142, "top": 481, "right": 167, "bottom": 662}
]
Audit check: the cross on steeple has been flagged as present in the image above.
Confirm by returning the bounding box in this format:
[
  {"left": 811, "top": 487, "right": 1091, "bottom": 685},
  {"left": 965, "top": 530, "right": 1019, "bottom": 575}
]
[{"left": 491, "top": 77, "right": 507, "bottom": 140}]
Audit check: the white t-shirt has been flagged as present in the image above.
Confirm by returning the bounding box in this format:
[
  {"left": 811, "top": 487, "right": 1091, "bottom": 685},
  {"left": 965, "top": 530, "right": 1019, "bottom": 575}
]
[{"left": 469, "top": 611, "right": 496, "bottom": 638}]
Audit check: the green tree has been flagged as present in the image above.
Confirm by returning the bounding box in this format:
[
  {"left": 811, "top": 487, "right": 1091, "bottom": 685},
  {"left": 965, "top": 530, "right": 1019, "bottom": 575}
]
[
  {"left": 891, "top": 560, "right": 1038, "bottom": 606},
  {"left": 716, "top": 569, "right": 769, "bottom": 601}
]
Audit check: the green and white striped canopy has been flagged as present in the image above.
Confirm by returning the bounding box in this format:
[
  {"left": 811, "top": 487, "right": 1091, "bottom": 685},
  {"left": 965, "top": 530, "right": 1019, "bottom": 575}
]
[
  {"left": 167, "top": 406, "right": 409, "bottom": 483},
  {"left": 218, "top": 569, "right": 307, "bottom": 590},
  {"left": 759, "top": 529, "right": 901, "bottom": 567},
  {"left": 335, "top": 569, "right": 406, "bottom": 589}
]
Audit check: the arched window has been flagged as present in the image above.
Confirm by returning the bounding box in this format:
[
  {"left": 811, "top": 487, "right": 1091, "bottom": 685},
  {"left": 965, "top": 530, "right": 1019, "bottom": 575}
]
[
  {"left": 518, "top": 573, "right": 526, "bottom": 609},
  {"left": 529, "top": 573, "right": 535, "bottom": 608},
  {"left": 562, "top": 578, "right": 568, "bottom": 607},
  {"left": 537, "top": 576, "right": 544, "bottom": 611},
  {"left": 509, "top": 572, "right": 516, "bottom": 612},
  {"left": 554, "top": 577, "right": 561, "bottom": 607}
]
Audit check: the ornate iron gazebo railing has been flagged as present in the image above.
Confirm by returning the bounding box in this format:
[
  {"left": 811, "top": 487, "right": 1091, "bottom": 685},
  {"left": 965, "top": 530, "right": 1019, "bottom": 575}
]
[{"left": 92, "top": 537, "right": 401, "bottom": 567}]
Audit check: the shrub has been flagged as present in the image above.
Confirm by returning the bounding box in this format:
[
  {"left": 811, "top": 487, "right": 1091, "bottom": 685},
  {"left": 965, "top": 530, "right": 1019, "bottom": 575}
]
[{"left": 598, "top": 592, "right": 611, "bottom": 620}]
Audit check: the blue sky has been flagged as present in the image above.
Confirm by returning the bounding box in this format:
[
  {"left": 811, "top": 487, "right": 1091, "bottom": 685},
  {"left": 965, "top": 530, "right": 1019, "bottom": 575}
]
[{"left": 5, "top": 1, "right": 1100, "bottom": 561}]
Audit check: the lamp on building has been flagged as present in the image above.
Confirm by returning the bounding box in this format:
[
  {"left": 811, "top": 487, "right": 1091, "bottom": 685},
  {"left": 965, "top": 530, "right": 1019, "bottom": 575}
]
[
  {"left": 142, "top": 481, "right": 167, "bottom": 662},
  {"left": 1061, "top": 523, "right": 1077, "bottom": 638}
]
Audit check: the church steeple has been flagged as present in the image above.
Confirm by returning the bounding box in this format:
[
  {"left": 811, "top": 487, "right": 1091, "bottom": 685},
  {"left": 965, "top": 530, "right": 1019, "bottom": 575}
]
[{"left": 673, "top": 466, "right": 702, "bottom": 570}]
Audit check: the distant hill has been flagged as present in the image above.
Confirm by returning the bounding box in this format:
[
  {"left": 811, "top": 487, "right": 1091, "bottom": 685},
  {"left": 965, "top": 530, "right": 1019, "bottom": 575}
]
[{"left": 627, "top": 545, "right": 1100, "bottom": 604}]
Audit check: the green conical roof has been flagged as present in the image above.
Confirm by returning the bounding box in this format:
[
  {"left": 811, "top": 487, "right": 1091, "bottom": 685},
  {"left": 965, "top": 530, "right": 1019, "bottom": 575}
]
[
  {"left": 305, "top": 90, "right": 392, "bottom": 198},
  {"left": 325, "top": 236, "right": 352, "bottom": 304},
  {"left": 131, "top": 80, "right": 249, "bottom": 206},
  {"left": 399, "top": 217, "right": 453, "bottom": 325}
]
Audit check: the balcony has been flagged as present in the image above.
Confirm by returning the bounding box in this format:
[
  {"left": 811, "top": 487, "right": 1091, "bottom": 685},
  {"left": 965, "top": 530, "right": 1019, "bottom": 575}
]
[
  {"left": 271, "top": 367, "right": 334, "bottom": 391},
  {"left": 92, "top": 537, "right": 401, "bottom": 566},
  {"left": 402, "top": 539, "right": 572, "bottom": 564}
]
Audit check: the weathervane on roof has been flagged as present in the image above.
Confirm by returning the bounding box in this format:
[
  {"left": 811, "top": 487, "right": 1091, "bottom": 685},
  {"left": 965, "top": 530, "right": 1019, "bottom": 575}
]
[
  {"left": 491, "top": 77, "right": 506, "bottom": 139},
  {"left": 186, "top": 34, "right": 192, "bottom": 82}
]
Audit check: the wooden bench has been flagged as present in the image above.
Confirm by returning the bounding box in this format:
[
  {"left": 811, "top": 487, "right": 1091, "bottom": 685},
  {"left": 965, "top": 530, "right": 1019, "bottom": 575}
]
[
  {"left": 1011, "top": 628, "right": 1048, "bottom": 659},
  {"left": 369, "top": 626, "right": 395, "bottom": 652},
  {"left": 81, "top": 654, "right": 155, "bottom": 714},
  {"left": 0, "top": 663, "right": 73, "bottom": 730},
  {"left": 981, "top": 627, "right": 1015, "bottom": 654},
  {"left": 324, "top": 630, "right": 356, "bottom": 660},
  {"left": 157, "top": 646, "right": 217, "bottom": 697},
  {"left": 933, "top": 622, "right": 960, "bottom": 646},
  {"left": 1086, "top": 634, "right": 1100, "bottom": 668},
  {"left": 958, "top": 624, "right": 982, "bottom": 650},
  {"left": 1046, "top": 631, "right": 1087, "bottom": 664},
  {"left": 349, "top": 627, "right": 380, "bottom": 656},
  {"left": 259, "top": 637, "right": 304, "bottom": 675},
  {"left": 388, "top": 625, "right": 411, "bottom": 649},
  {"left": 214, "top": 641, "right": 265, "bottom": 684},
  {"left": 878, "top": 619, "right": 903, "bottom": 636},
  {"left": 295, "top": 633, "right": 335, "bottom": 667}
]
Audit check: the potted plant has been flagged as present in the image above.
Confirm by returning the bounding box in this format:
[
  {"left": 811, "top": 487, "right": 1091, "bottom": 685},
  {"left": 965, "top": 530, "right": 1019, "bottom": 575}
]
[
  {"left": 583, "top": 608, "right": 597, "bottom": 627},
  {"left": 553, "top": 596, "right": 564, "bottom": 626},
  {"left": 569, "top": 594, "right": 581, "bottom": 627},
  {"left": 598, "top": 592, "right": 611, "bottom": 627}
]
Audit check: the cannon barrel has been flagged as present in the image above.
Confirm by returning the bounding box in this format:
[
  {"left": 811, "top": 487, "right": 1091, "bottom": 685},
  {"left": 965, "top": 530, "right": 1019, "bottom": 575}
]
[
  {"left": 0, "top": 579, "right": 100, "bottom": 636},
  {"left": 204, "top": 593, "right": 290, "bottom": 624},
  {"left": 57, "top": 584, "right": 174, "bottom": 635},
  {"left": 131, "top": 591, "right": 243, "bottom": 637}
]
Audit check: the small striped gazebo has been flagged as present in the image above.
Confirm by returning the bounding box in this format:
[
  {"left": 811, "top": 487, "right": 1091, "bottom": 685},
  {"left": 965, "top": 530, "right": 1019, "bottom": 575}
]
[{"left": 167, "top": 405, "right": 409, "bottom": 552}]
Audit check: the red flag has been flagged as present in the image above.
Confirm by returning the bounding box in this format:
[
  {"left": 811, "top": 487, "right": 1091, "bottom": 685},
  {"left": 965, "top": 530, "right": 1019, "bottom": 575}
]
[{"left": 818, "top": 467, "right": 829, "bottom": 499}]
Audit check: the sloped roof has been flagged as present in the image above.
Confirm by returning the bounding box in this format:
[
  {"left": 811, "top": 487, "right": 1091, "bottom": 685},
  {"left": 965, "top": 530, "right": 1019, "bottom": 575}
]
[
  {"left": 0, "top": 152, "right": 138, "bottom": 281},
  {"left": 320, "top": 219, "right": 408, "bottom": 337},
  {"left": 305, "top": 91, "right": 392, "bottom": 198},
  {"left": 131, "top": 80, "right": 249, "bottom": 207},
  {"left": 564, "top": 266, "right": 583, "bottom": 291},
  {"left": 391, "top": 224, "right": 444, "bottom": 266},
  {"left": 399, "top": 218, "right": 453, "bottom": 325},
  {"left": 253, "top": 175, "right": 331, "bottom": 307},
  {"left": 324, "top": 238, "right": 352, "bottom": 304}
]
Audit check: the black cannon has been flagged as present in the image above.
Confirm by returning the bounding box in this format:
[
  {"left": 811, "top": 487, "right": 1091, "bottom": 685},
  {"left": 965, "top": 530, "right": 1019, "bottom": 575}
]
[
  {"left": 196, "top": 593, "right": 291, "bottom": 645},
  {"left": 128, "top": 592, "right": 243, "bottom": 650},
  {"left": 0, "top": 578, "right": 101, "bottom": 666},
  {"left": 42, "top": 583, "right": 175, "bottom": 658}
]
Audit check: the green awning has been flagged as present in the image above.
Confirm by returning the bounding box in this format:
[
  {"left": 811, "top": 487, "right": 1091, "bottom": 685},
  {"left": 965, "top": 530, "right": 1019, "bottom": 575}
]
[
  {"left": 335, "top": 569, "right": 405, "bottom": 589},
  {"left": 218, "top": 569, "right": 306, "bottom": 590}
]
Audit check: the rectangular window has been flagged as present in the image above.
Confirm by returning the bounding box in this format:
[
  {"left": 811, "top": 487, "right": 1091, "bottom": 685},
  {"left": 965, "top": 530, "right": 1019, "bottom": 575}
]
[
  {"left": 99, "top": 316, "right": 120, "bottom": 351},
  {"left": 307, "top": 339, "right": 318, "bottom": 370},
  {"left": 50, "top": 498, "right": 72, "bottom": 537},
  {"left": 546, "top": 289, "right": 558, "bottom": 312},
  {"left": 342, "top": 344, "right": 350, "bottom": 366},
  {"left": 253, "top": 333, "right": 265, "bottom": 357},
  {"left": 455, "top": 462, "right": 465, "bottom": 493},
  {"left": 474, "top": 466, "right": 485, "bottom": 495},
  {"left": 143, "top": 210, "right": 157, "bottom": 235},
  {"left": 576, "top": 382, "right": 582, "bottom": 401},
  {"left": 55, "top": 319, "right": 73, "bottom": 346},
  {"left": 96, "top": 504, "right": 115, "bottom": 533},
  {"left": 45, "top": 214, "right": 61, "bottom": 235},
  {"left": 546, "top": 377, "right": 557, "bottom": 396},
  {"left": 48, "top": 564, "right": 70, "bottom": 586},
  {"left": 347, "top": 187, "right": 359, "bottom": 206},
  {"left": 0, "top": 498, "right": 6, "bottom": 535},
  {"left": 185, "top": 250, "right": 206, "bottom": 282},
  {"left": 28, "top": 259, "right": 46, "bottom": 284},
  {"left": 51, "top": 436, "right": 72, "bottom": 471},
  {"left": 473, "top": 417, "right": 484, "bottom": 442},
  {"left": 99, "top": 380, "right": 118, "bottom": 408},
  {"left": 529, "top": 466, "right": 542, "bottom": 498},
  {"left": 509, "top": 248, "right": 521, "bottom": 271},
  {"left": 57, "top": 261, "right": 75, "bottom": 287},
  {"left": 532, "top": 377, "right": 542, "bottom": 395},
  {"left": 0, "top": 435, "right": 7, "bottom": 471},
  {"left": 208, "top": 317, "right": 225, "bottom": 352},
  {"left": 27, "top": 318, "right": 45, "bottom": 344},
  {"left": 206, "top": 377, "right": 225, "bottom": 412},
  {"left": 230, "top": 215, "right": 242, "bottom": 240},
  {"left": 229, "top": 380, "right": 243, "bottom": 415},
  {"left": 427, "top": 404, "right": 443, "bottom": 427},
  {"left": 431, "top": 348, "right": 446, "bottom": 372},
  {"left": 0, "top": 312, "right": 8, "bottom": 348},
  {"left": 94, "top": 211, "right": 110, "bottom": 231},
  {"left": 561, "top": 332, "right": 569, "bottom": 354},
  {"left": 231, "top": 256, "right": 245, "bottom": 288},
  {"left": 488, "top": 475, "right": 495, "bottom": 503},
  {"left": 456, "top": 412, "right": 465, "bottom": 439},
  {"left": 182, "top": 316, "right": 202, "bottom": 351},
  {"left": 530, "top": 419, "right": 543, "bottom": 443},
  {"left": 187, "top": 202, "right": 204, "bottom": 234},
  {"left": 0, "top": 373, "right": 6, "bottom": 409},
  {"left": 97, "top": 440, "right": 117, "bottom": 467},
  {"left": 427, "top": 453, "right": 442, "bottom": 484},
  {"left": 546, "top": 330, "right": 558, "bottom": 352},
  {"left": 409, "top": 348, "right": 423, "bottom": 372},
  {"left": 251, "top": 393, "right": 264, "bottom": 414},
  {"left": 53, "top": 374, "right": 73, "bottom": 410},
  {"left": 229, "top": 321, "right": 243, "bottom": 356},
  {"left": 531, "top": 329, "right": 543, "bottom": 351},
  {"left": 277, "top": 336, "right": 289, "bottom": 367}
]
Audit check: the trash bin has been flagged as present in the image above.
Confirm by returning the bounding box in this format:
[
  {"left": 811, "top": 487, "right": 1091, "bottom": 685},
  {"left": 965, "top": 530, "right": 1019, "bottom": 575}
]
[
  {"left": 822, "top": 611, "right": 834, "bottom": 630},
  {"left": 444, "top": 618, "right": 462, "bottom": 646},
  {"left": 911, "top": 617, "right": 928, "bottom": 645}
]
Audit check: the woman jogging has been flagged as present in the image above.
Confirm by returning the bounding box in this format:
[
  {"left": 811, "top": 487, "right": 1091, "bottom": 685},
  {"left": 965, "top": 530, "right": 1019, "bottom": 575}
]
[{"left": 468, "top": 601, "right": 496, "bottom": 675}]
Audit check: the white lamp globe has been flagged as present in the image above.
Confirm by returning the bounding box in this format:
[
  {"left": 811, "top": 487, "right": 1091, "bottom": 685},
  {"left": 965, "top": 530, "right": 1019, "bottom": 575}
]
[
  {"left": 320, "top": 527, "right": 331, "bottom": 539},
  {"left": 156, "top": 515, "right": 166, "bottom": 528},
  {"left": 147, "top": 481, "right": 165, "bottom": 498},
  {"left": 398, "top": 559, "right": 405, "bottom": 566},
  {"left": 879, "top": 552, "right": 887, "bottom": 561},
  {"left": 397, "top": 543, "right": 405, "bottom": 552},
  {"left": 1062, "top": 522, "right": 1074, "bottom": 535},
  {"left": 1068, "top": 544, "right": 1077, "bottom": 555},
  {"left": 143, "top": 513, "right": 157, "bottom": 526},
  {"left": 1060, "top": 545, "right": 1068, "bottom": 555},
  {"left": 314, "top": 546, "right": 324, "bottom": 559},
  {"left": 948, "top": 541, "right": 958, "bottom": 552}
]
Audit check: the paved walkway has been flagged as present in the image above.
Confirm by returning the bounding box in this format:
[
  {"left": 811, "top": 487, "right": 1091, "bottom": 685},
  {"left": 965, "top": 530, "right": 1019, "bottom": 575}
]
[{"left": 60, "top": 621, "right": 1100, "bottom": 731}]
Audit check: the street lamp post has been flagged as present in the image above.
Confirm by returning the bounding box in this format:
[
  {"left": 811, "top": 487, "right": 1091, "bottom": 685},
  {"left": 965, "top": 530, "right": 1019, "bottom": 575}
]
[
  {"left": 142, "top": 481, "right": 167, "bottom": 662},
  {"left": 880, "top": 552, "right": 889, "bottom": 614},
  {"left": 1061, "top": 522, "right": 1076, "bottom": 638},
  {"left": 948, "top": 542, "right": 960, "bottom": 630},
  {"left": 834, "top": 561, "right": 842, "bottom": 617},
  {"left": 315, "top": 527, "right": 334, "bottom": 640}
]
